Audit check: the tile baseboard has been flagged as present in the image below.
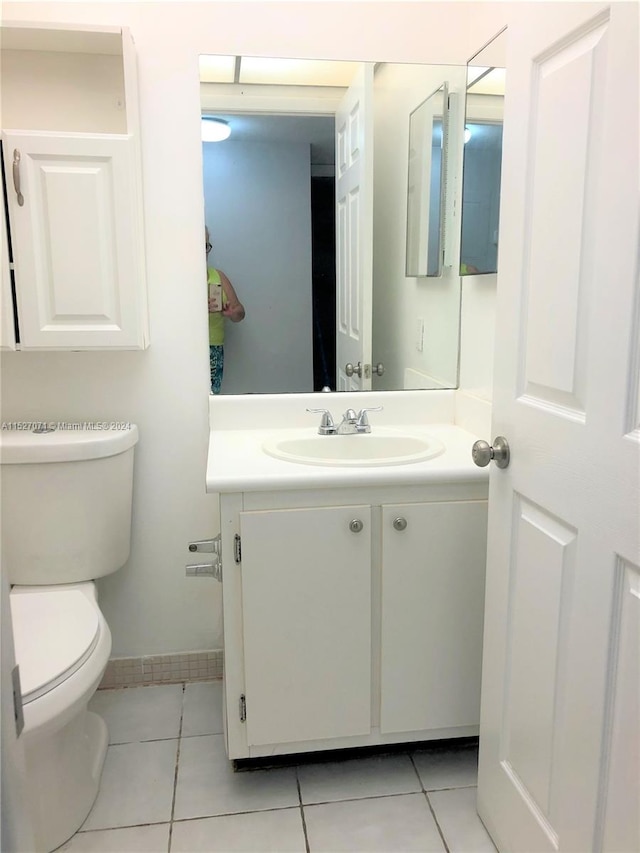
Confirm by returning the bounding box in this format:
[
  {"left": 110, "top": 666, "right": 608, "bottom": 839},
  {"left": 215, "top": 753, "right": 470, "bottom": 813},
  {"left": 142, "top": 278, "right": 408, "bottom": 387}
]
[{"left": 99, "top": 650, "right": 223, "bottom": 689}]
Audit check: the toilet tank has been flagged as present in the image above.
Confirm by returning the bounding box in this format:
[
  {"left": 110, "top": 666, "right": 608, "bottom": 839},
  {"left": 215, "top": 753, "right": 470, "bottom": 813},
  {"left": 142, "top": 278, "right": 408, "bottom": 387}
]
[{"left": 0, "top": 425, "right": 139, "bottom": 585}]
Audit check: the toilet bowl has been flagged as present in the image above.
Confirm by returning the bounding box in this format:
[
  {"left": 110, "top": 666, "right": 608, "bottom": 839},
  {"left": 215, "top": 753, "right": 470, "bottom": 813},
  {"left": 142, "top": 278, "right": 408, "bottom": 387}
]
[
  {"left": 10, "top": 582, "right": 112, "bottom": 852},
  {"left": 1, "top": 424, "right": 138, "bottom": 852}
]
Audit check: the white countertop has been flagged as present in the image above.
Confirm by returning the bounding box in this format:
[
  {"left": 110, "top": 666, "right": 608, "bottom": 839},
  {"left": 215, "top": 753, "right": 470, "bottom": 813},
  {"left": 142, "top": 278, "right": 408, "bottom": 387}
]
[{"left": 206, "top": 423, "right": 489, "bottom": 493}]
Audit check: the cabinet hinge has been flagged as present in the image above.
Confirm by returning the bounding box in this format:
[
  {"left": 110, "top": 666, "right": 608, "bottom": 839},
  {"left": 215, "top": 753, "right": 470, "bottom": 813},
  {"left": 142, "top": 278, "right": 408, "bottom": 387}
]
[
  {"left": 234, "top": 534, "right": 242, "bottom": 564},
  {"left": 12, "top": 665, "right": 24, "bottom": 737},
  {"left": 239, "top": 693, "right": 246, "bottom": 723}
]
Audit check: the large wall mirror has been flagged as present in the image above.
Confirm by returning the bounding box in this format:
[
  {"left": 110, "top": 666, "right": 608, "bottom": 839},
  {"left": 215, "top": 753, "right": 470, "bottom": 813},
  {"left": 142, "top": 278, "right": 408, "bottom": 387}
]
[
  {"left": 460, "top": 29, "right": 506, "bottom": 276},
  {"left": 200, "top": 56, "right": 466, "bottom": 395}
]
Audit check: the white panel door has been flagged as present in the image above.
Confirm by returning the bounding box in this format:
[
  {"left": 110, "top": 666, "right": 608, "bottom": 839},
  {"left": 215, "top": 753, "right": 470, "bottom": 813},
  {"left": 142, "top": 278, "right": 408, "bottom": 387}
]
[
  {"left": 335, "top": 64, "right": 373, "bottom": 391},
  {"left": 478, "top": 5, "right": 639, "bottom": 852},
  {"left": 380, "top": 501, "right": 487, "bottom": 735},
  {"left": 3, "top": 131, "right": 147, "bottom": 349},
  {"left": 239, "top": 505, "right": 372, "bottom": 746},
  {"left": 0, "top": 165, "right": 16, "bottom": 350}
]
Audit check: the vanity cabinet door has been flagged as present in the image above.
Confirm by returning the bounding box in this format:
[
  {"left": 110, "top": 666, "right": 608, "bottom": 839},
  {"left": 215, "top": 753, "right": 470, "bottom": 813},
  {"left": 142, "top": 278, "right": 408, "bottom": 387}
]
[
  {"left": 2, "top": 131, "right": 148, "bottom": 350},
  {"left": 380, "top": 500, "right": 488, "bottom": 735},
  {"left": 239, "top": 505, "right": 372, "bottom": 746}
]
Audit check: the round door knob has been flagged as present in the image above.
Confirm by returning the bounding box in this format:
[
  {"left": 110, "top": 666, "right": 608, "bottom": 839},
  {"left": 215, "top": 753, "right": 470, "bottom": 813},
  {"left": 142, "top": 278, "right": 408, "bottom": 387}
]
[
  {"left": 345, "top": 362, "right": 362, "bottom": 378},
  {"left": 472, "top": 436, "right": 510, "bottom": 469},
  {"left": 349, "top": 519, "right": 364, "bottom": 533},
  {"left": 393, "top": 517, "right": 407, "bottom": 531},
  {"left": 373, "top": 363, "right": 385, "bottom": 376}
]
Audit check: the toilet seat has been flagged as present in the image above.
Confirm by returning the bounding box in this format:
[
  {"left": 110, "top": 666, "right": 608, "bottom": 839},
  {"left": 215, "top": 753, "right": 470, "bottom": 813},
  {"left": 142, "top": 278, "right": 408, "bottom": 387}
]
[{"left": 10, "top": 588, "right": 101, "bottom": 703}]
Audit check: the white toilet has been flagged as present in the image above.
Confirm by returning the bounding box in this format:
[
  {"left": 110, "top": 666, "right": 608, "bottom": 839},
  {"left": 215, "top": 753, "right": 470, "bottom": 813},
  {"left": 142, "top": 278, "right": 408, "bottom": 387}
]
[{"left": 1, "top": 424, "right": 139, "bottom": 852}]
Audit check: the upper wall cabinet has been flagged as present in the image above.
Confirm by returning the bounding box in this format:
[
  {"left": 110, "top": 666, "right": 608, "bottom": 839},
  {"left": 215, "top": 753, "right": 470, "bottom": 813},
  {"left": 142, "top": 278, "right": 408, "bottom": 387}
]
[{"left": 0, "top": 23, "right": 149, "bottom": 351}]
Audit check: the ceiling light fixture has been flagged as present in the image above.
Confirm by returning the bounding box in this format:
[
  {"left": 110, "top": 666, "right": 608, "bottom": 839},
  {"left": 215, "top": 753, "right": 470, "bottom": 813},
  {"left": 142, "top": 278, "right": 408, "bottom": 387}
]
[{"left": 201, "top": 117, "right": 231, "bottom": 142}]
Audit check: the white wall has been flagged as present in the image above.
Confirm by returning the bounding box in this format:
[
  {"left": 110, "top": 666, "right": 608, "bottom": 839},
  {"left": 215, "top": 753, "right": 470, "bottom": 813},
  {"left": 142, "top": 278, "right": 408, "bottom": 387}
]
[
  {"left": 459, "top": 274, "right": 497, "bottom": 400},
  {"left": 203, "top": 140, "right": 313, "bottom": 394},
  {"left": 0, "top": 1, "right": 507, "bottom": 658}
]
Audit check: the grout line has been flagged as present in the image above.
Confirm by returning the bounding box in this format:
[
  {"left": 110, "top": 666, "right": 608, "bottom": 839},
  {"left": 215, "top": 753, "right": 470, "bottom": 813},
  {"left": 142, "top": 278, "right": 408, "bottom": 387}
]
[
  {"left": 106, "top": 729, "right": 226, "bottom": 746},
  {"left": 295, "top": 769, "right": 311, "bottom": 853},
  {"left": 426, "top": 783, "right": 477, "bottom": 791},
  {"left": 167, "top": 682, "right": 186, "bottom": 853},
  {"left": 291, "top": 789, "right": 424, "bottom": 809},
  {"left": 109, "top": 734, "right": 183, "bottom": 746},
  {"left": 425, "top": 791, "right": 451, "bottom": 853},
  {"left": 171, "top": 805, "right": 302, "bottom": 824},
  {"left": 77, "top": 819, "right": 170, "bottom": 835},
  {"left": 179, "top": 730, "right": 225, "bottom": 740},
  {"left": 167, "top": 791, "right": 438, "bottom": 827},
  {"left": 82, "top": 791, "right": 452, "bottom": 836},
  {"left": 409, "top": 753, "right": 450, "bottom": 853}
]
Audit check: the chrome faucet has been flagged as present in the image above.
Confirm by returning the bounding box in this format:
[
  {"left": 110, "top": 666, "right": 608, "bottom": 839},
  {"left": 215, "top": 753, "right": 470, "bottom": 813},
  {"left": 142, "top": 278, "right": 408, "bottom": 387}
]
[
  {"left": 308, "top": 406, "right": 382, "bottom": 435},
  {"left": 337, "top": 409, "right": 359, "bottom": 435}
]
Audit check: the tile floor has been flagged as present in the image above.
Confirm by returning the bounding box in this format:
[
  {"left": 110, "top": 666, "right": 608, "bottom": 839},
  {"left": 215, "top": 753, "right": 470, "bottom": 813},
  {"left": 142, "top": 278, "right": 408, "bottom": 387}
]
[{"left": 56, "top": 681, "right": 497, "bottom": 853}]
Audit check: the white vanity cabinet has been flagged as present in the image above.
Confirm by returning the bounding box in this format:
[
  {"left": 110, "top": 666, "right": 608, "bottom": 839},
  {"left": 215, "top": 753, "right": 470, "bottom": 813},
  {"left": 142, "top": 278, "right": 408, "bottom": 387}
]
[
  {"left": 219, "top": 483, "right": 488, "bottom": 760},
  {"left": 0, "top": 23, "right": 148, "bottom": 351}
]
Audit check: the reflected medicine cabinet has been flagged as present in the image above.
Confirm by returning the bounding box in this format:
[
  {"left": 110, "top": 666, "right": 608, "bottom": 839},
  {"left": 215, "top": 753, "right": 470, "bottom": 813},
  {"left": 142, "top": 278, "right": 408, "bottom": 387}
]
[
  {"left": 405, "top": 84, "right": 449, "bottom": 278},
  {"left": 0, "top": 23, "right": 149, "bottom": 351}
]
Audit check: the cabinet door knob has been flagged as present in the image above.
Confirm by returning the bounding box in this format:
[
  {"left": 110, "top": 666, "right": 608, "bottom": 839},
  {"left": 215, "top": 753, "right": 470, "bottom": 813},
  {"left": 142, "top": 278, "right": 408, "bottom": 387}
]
[
  {"left": 393, "top": 517, "right": 407, "bottom": 531},
  {"left": 349, "top": 519, "right": 364, "bottom": 533}
]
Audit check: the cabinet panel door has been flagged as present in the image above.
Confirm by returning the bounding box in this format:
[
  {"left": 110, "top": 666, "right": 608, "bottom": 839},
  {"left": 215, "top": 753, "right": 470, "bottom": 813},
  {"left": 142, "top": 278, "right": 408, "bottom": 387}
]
[
  {"left": 380, "top": 500, "right": 488, "bottom": 734},
  {"left": 240, "top": 505, "right": 371, "bottom": 746},
  {"left": 1, "top": 166, "right": 16, "bottom": 350},
  {"left": 3, "top": 131, "right": 147, "bottom": 349}
]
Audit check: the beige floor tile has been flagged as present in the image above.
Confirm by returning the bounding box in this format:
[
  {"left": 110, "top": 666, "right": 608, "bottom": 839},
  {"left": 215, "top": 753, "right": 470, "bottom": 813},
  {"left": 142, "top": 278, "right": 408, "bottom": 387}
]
[{"left": 174, "top": 734, "right": 299, "bottom": 820}]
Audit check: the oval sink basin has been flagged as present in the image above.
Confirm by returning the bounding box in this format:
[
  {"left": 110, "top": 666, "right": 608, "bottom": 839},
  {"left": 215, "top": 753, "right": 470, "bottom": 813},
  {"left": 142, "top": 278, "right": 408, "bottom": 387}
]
[{"left": 262, "top": 432, "right": 445, "bottom": 467}]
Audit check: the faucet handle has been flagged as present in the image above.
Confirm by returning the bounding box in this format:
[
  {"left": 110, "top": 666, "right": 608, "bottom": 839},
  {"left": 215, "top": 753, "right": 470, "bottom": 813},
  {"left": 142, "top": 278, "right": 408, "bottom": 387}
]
[
  {"left": 306, "top": 408, "right": 336, "bottom": 434},
  {"left": 357, "top": 406, "right": 383, "bottom": 427}
]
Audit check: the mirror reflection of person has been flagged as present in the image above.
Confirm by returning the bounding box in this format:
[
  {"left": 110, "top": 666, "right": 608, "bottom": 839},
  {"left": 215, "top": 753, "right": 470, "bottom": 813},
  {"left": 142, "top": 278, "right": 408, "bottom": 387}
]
[{"left": 206, "top": 227, "right": 245, "bottom": 394}]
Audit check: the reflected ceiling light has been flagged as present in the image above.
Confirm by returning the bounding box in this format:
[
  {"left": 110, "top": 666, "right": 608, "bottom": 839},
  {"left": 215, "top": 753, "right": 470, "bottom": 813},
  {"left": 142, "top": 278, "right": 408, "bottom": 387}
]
[
  {"left": 464, "top": 127, "right": 472, "bottom": 143},
  {"left": 201, "top": 117, "right": 231, "bottom": 142},
  {"left": 239, "top": 56, "right": 354, "bottom": 87},
  {"left": 198, "top": 54, "right": 355, "bottom": 87},
  {"left": 199, "top": 54, "right": 235, "bottom": 83}
]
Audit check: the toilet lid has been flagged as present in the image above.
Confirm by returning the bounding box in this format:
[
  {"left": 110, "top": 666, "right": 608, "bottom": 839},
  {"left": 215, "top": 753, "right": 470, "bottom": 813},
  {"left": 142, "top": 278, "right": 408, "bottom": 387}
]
[{"left": 10, "top": 589, "right": 101, "bottom": 703}]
